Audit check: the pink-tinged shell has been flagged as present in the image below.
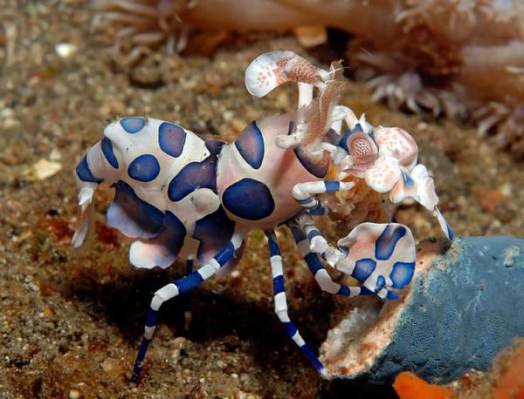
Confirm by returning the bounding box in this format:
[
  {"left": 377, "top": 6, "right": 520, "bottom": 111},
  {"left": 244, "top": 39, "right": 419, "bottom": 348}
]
[
  {"left": 374, "top": 126, "right": 418, "bottom": 170},
  {"left": 216, "top": 112, "right": 319, "bottom": 230}
]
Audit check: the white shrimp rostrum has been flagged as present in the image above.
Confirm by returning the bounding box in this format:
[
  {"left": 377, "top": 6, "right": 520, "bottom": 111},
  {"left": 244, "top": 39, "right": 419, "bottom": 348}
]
[{"left": 72, "top": 50, "right": 453, "bottom": 382}]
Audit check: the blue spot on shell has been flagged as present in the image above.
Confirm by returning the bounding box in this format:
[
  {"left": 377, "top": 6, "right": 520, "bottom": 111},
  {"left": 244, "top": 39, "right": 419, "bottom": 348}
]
[
  {"left": 168, "top": 156, "right": 217, "bottom": 201},
  {"left": 205, "top": 140, "right": 225, "bottom": 155},
  {"left": 353, "top": 258, "right": 376, "bottom": 282},
  {"left": 223, "top": 178, "right": 275, "bottom": 220},
  {"left": 158, "top": 122, "right": 186, "bottom": 157},
  {"left": 107, "top": 180, "right": 164, "bottom": 238},
  {"left": 151, "top": 211, "right": 186, "bottom": 257},
  {"left": 402, "top": 171, "right": 415, "bottom": 187},
  {"left": 120, "top": 117, "right": 145, "bottom": 133},
  {"left": 294, "top": 146, "right": 329, "bottom": 178},
  {"left": 76, "top": 156, "right": 103, "bottom": 183},
  {"left": 390, "top": 262, "right": 415, "bottom": 288},
  {"left": 101, "top": 137, "right": 118, "bottom": 169},
  {"left": 287, "top": 121, "right": 329, "bottom": 178},
  {"left": 386, "top": 291, "right": 400, "bottom": 300},
  {"left": 375, "top": 224, "right": 407, "bottom": 260},
  {"left": 234, "top": 122, "right": 264, "bottom": 169},
  {"left": 128, "top": 154, "right": 160, "bottom": 182},
  {"left": 193, "top": 207, "right": 235, "bottom": 263},
  {"left": 376, "top": 276, "right": 386, "bottom": 291},
  {"left": 129, "top": 211, "right": 187, "bottom": 269}
]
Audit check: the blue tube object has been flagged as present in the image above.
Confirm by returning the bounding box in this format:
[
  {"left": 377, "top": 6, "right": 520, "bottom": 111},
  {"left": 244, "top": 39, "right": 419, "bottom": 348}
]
[{"left": 326, "top": 236, "right": 524, "bottom": 384}]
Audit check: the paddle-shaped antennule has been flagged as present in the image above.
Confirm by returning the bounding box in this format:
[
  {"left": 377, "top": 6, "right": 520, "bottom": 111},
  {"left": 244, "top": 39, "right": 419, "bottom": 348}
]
[
  {"left": 335, "top": 222, "right": 417, "bottom": 299},
  {"left": 244, "top": 50, "right": 329, "bottom": 97}
]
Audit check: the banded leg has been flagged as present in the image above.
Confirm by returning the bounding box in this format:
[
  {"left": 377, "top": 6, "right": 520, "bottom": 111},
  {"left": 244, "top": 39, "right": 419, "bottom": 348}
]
[
  {"left": 293, "top": 213, "right": 342, "bottom": 266},
  {"left": 289, "top": 222, "right": 372, "bottom": 298},
  {"left": 131, "top": 234, "right": 243, "bottom": 383},
  {"left": 182, "top": 259, "right": 193, "bottom": 331},
  {"left": 266, "top": 231, "right": 326, "bottom": 376},
  {"left": 292, "top": 180, "right": 355, "bottom": 215}
]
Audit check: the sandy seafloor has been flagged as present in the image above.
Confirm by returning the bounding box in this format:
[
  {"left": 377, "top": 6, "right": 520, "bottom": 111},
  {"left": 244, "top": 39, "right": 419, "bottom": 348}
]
[{"left": 0, "top": 1, "right": 523, "bottom": 398}]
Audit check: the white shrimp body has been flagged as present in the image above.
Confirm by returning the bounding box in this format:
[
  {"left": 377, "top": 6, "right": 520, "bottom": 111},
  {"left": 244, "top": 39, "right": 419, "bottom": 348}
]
[{"left": 74, "top": 116, "right": 235, "bottom": 269}]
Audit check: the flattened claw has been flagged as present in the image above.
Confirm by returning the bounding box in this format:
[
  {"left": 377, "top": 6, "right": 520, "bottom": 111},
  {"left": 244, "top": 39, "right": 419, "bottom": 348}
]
[
  {"left": 408, "top": 164, "right": 439, "bottom": 210},
  {"left": 335, "top": 223, "right": 416, "bottom": 299},
  {"left": 389, "top": 163, "right": 454, "bottom": 240}
]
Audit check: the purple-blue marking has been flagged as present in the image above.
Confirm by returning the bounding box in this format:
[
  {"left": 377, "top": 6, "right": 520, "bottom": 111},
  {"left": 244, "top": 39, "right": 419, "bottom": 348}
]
[
  {"left": 120, "top": 117, "right": 145, "bottom": 134},
  {"left": 168, "top": 156, "right": 217, "bottom": 201},
  {"left": 375, "top": 224, "right": 407, "bottom": 260},
  {"left": 193, "top": 207, "right": 235, "bottom": 263},
  {"left": 76, "top": 156, "right": 103, "bottom": 183},
  {"left": 101, "top": 137, "right": 119, "bottom": 169},
  {"left": 287, "top": 121, "right": 329, "bottom": 178},
  {"left": 107, "top": 180, "right": 164, "bottom": 239},
  {"left": 137, "top": 211, "right": 187, "bottom": 268},
  {"left": 352, "top": 258, "right": 377, "bottom": 282},
  {"left": 390, "top": 262, "right": 415, "bottom": 288},
  {"left": 158, "top": 122, "right": 186, "bottom": 158},
  {"left": 234, "top": 122, "right": 265, "bottom": 169},
  {"left": 128, "top": 154, "right": 160, "bottom": 182},
  {"left": 222, "top": 178, "right": 275, "bottom": 220}
]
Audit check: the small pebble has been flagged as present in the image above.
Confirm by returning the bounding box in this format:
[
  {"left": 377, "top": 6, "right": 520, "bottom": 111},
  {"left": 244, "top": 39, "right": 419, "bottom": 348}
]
[
  {"left": 101, "top": 357, "right": 117, "bottom": 372},
  {"left": 25, "top": 159, "right": 62, "bottom": 181},
  {"left": 69, "top": 389, "right": 80, "bottom": 399},
  {"left": 55, "top": 43, "right": 77, "bottom": 58}
]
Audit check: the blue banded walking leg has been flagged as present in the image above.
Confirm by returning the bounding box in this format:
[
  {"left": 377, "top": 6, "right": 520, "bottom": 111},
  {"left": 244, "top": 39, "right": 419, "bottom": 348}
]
[
  {"left": 289, "top": 222, "right": 373, "bottom": 298},
  {"left": 292, "top": 180, "right": 354, "bottom": 215},
  {"left": 265, "top": 230, "right": 327, "bottom": 376},
  {"left": 131, "top": 234, "right": 243, "bottom": 383},
  {"left": 294, "top": 213, "right": 343, "bottom": 267},
  {"left": 183, "top": 259, "right": 193, "bottom": 331}
]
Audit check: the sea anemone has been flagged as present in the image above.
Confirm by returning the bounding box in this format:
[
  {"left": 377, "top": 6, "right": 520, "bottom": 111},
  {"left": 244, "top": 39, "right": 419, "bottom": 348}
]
[
  {"left": 91, "top": 0, "right": 194, "bottom": 64},
  {"left": 91, "top": 0, "right": 524, "bottom": 158}
]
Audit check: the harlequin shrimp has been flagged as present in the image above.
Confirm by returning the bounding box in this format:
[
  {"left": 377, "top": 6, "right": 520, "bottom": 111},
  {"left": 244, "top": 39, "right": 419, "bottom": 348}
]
[{"left": 72, "top": 50, "right": 453, "bottom": 381}]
